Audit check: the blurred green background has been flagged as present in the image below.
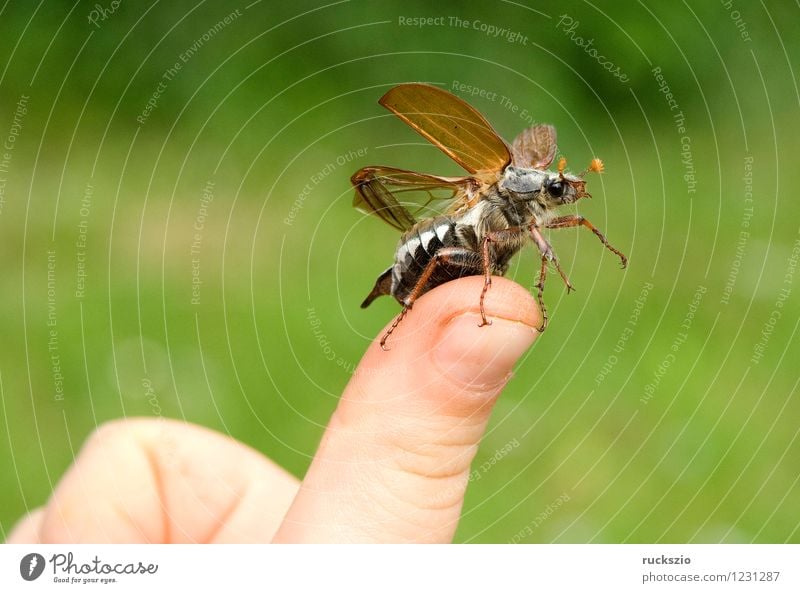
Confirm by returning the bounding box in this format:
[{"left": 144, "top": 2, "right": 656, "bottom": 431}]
[{"left": 1, "top": 0, "right": 798, "bottom": 543}]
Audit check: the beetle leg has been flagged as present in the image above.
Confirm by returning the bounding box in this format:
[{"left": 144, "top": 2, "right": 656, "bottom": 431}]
[
  {"left": 545, "top": 215, "right": 627, "bottom": 268},
  {"left": 529, "top": 225, "right": 574, "bottom": 293},
  {"left": 477, "top": 228, "right": 518, "bottom": 326},
  {"left": 536, "top": 255, "right": 549, "bottom": 331},
  {"left": 380, "top": 247, "right": 480, "bottom": 350}
]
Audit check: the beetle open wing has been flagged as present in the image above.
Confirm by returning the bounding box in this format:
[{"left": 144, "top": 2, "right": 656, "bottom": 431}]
[
  {"left": 379, "top": 83, "right": 512, "bottom": 175},
  {"left": 351, "top": 166, "right": 480, "bottom": 231},
  {"left": 511, "top": 124, "right": 557, "bottom": 169}
]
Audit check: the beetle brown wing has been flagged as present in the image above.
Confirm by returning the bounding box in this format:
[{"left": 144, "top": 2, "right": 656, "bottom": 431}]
[
  {"left": 379, "top": 83, "right": 512, "bottom": 175},
  {"left": 511, "top": 124, "right": 557, "bottom": 169},
  {"left": 351, "top": 166, "right": 481, "bottom": 231}
]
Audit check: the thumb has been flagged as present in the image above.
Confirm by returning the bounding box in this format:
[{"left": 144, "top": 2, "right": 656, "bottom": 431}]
[{"left": 273, "top": 276, "right": 541, "bottom": 543}]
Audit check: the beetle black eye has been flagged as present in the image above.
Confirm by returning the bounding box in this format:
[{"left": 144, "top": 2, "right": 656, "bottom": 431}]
[{"left": 547, "top": 180, "right": 565, "bottom": 198}]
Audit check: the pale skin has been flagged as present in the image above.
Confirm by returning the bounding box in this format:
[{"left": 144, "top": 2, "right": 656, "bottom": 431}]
[{"left": 7, "top": 276, "right": 540, "bottom": 543}]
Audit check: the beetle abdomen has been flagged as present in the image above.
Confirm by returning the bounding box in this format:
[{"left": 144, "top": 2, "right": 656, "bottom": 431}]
[{"left": 390, "top": 217, "right": 482, "bottom": 305}]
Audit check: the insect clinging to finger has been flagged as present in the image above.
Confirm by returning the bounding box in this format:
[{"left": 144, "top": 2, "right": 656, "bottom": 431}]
[{"left": 351, "top": 83, "right": 627, "bottom": 349}]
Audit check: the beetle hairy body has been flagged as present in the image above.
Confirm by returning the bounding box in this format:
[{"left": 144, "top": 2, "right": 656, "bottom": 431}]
[
  {"left": 350, "top": 83, "right": 627, "bottom": 348},
  {"left": 361, "top": 180, "right": 552, "bottom": 308}
]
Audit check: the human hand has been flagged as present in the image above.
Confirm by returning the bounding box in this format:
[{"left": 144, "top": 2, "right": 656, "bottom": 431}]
[{"left": 7, "top": 276, "right": 540, "bottom": 543}]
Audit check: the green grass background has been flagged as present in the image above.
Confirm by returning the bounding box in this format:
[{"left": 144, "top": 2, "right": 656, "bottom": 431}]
[{"left": 1, "top": 0, "right": 798, "bottom": 542}]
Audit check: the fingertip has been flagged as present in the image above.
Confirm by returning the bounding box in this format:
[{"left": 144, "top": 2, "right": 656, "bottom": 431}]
[
  {"left": 352, "top": 275, "right": 541, "bottom": 418},
  {"left": 432, "top": 312, "right": 537, "bottom": 389},
  {"left": 367, "top": 276, "right": 541, "bottom": 358}
]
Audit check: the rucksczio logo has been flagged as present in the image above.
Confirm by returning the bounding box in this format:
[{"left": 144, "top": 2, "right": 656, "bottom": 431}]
[
  {"left": 642, "top": 555, "right": 692, "bottom": 565},
  {"left": 20, "top": 553, "right": 46, "bottom": 581}
]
